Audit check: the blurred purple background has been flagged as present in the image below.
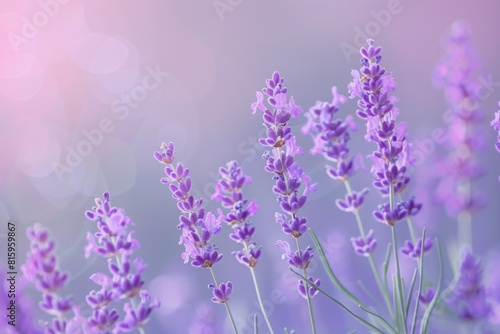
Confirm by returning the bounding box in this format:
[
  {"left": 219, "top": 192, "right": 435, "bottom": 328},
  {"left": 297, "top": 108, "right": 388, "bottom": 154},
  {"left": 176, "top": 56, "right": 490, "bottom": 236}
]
[{"left": 1, "top": 0, "right": 500, "bottom": 332}]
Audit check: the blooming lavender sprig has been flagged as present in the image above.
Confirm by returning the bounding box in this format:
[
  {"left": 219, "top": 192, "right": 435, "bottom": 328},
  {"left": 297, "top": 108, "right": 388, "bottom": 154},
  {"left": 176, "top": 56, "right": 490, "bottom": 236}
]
[
  {"left": 154, "top": 142, "right": 238, "bottom": 333},
  {"left": 348, "top": 40, "right": 432, "bottom": 259},
  {"left": 21, "top": 223, "right": 85, "bottom": 334},
  {"left": 212, "top": 161, "right": 261, "bottom": 268},
  {"left": 434, "top": 21, "right": 486, "bottom": 248},
  {"left": 252, "top": 71, "right": 319, "bottom": 333},
  {"left": 302, "top": 86, "right": 379, "bottom": 256},
  {"left": 449, "top": 250, "right": 491, "bottom": 320},
  {"left": 211, "top": 160, "right": 274, "bottom": 333},
  {"left": 348, "top": 40, "right": 432, "bottom": 333},
  {"left": 84, "top": 192, "right": 160, "bottom": 333}
]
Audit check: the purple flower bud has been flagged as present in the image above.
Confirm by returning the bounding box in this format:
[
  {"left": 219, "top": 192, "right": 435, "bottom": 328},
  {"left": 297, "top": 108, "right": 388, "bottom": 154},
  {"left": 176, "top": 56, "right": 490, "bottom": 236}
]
[
  {"left": 209, "top": 282, "right": 233, "bottom": 304},
  {"left": 400, "top": 238, "right": 434, "bottom": 259},
  {"left": 298, "top": 276, "right": 321, "bottom": 299},
  {"left": 350, "top": 230, "right": 377, "bottom": 256},
  {"left": 276, "top": 241, "right": 313, "bottom": 270}
]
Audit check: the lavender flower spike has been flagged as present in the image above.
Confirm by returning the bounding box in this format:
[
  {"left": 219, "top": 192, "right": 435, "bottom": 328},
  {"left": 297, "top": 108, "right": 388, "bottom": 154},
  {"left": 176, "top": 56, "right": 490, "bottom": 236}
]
[
  {"left": 252, "top": 71, "right": 319, "bottom": 333},
  {"left": 449, "top": 249, "right": 491, "bottom": 320},
  {"left": 155, "top": 142, "right": 238, "bottom": 333},
  {"left": 212, "top": 160, "right": 275, "bottom": 333},
  {"left": 434, "top": 21, "right": 486, "bottom": 248},
  {"left": 22, "top": 223, "right": 84, "bottom": 333},
  {"left": 349, "top": 39, "right": 427, "bottom": 331},
  {"left": 85, "top": 192, "right": 160, "bottom": 333}
]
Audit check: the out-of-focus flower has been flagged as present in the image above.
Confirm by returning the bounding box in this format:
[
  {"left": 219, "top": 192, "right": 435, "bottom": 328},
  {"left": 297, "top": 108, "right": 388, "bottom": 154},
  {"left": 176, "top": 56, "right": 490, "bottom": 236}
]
[
  {"left": 449, "top": 250, "right": 491, "bottom": 321},
  {"left": 85, "top": 192, "right": 160, "bottom": 332},
  {"left": 21, "top": 223, "right": 83, "bottom": 333}
]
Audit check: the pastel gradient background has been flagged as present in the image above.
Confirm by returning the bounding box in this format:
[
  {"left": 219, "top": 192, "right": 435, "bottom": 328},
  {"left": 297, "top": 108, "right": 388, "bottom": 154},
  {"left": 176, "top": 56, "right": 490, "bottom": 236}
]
[{"left": 1, "top": 0, "right": 500, "bottom": 333}]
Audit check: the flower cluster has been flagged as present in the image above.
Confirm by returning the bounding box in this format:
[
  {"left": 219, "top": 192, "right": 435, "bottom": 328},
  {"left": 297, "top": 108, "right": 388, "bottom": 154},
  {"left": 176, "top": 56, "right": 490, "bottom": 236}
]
[
  {"left": 154, "top": 142, "right": 233, "bottom": 305},
  {"left": 252, "top": 71, "right": 320, "bottom": 300},
  {"left": 348, "top": 40, "right": 412, "bottom": 200},
  {"left": 212, "top": 160, "right": 261, "bottom": 268},
  {"left": 434, "top": 20, "right": 485, "bottom": 218},
  {"left": 154, "top": 142, "right": 223, "bottom": 268},
  {"left": 348, "top": 40, "right": 431, "bottom": 257},
  {"left": 302, "top": 86, "right": 378, "bottom": 256},
  {"left": 84, "top": 192, "right": 160, "bottom": 332},
  {"left": 449, "top": 250, "right": 491, "bottom": 320},
  {"left": 21, "top": 223, "right": 83, "bottom": 333},
  {"left": 301, "top": 86, "right": 358, "bottom": 181}
]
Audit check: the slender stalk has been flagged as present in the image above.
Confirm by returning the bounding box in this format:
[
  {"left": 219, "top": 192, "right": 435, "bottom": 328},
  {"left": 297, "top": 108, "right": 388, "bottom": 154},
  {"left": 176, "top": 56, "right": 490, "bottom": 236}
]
[
  {"left": 210, "top": 268, "right": 239, "bottom": 334},
  {"left": 390, "top": 184, "right": 407, "bottom": 334},
  {"left": 410, "top": 230, "right": 426, "bottom": 334},
  {"left": 291, "top": 269, "right": 385, "bottom": 334},
  {"left": 243, "top": 242, "right": 275, "bottom": 334},
  {"left": 295, "top": 238, "right": 317, "bottom": 334},
  {"left": 344, "top": 180, "right": 394, "bottom": 320}
]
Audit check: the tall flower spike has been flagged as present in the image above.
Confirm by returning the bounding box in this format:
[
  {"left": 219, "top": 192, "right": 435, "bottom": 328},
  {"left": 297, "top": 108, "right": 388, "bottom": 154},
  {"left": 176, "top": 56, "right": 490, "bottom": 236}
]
[
  {"left": 303, "top": 86, "right": 378, "bottom": 256},
  {"left": 449, "top": 249, "right": 491, "bottom": 320},
  {"left": 21, "top": 223, "right": 83, "bottom": 333},
  {"left": 212, "top": 161, "right": 261, "bottom": 267},
  {"left": 154, "top": 142, "right": 223, "bottom": 268},
  {"left": 349, "top": 40, "right": 429, "bottom": 331},
  {"left": 155, "top": 142, "right": 238, "bottom": 333},
  {"left": 85, "top": 192, "right": 160, "bottom": 333},
  {"left": 252, "top": 71, "right": 319, "bottom": 333},
  {"left": 348, "top": 39, "right": 429, "bottom": 251},
  {"left": 434, "top": 21, "right": 486, "bottom": 248}
]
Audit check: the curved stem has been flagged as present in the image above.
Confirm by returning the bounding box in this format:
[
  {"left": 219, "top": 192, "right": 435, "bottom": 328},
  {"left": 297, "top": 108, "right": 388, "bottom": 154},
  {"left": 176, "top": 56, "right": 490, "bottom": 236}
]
[
  {"left": 243, "top": 242, "right": 275, "bottom": 334},
  {"left": 210, "top": 267, "right": 239, "bottom": 334}
]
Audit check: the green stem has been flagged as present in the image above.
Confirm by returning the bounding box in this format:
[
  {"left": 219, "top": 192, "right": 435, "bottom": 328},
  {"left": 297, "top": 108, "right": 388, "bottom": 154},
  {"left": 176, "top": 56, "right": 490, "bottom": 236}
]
[
  {"left": 390, "top": 184, "right": 407, "bottom": 334},
  {"left": 294, "top": 238, "right": 317, "bottom": 334},
  {"left": 344, "top": 180, "right": 394, "bottom": 320},
  {"left": 243, "top": 242, "right": 275, "bottom": 334},
  {"left": 210, "top": 268, "right": 239, "bottom": 334}
]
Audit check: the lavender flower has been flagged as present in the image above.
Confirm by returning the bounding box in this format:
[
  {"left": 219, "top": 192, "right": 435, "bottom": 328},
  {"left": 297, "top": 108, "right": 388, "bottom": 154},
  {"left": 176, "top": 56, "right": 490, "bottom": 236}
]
[
  {"left": 155, "top": 142, "right": 238, "bottom": 332},
  {"left": 350, "top": 229, "right": 377, "bottom": 257},
  {"left": 348, "top": 39, "right": 432, "bottom": 333},
  {"left": 85, "top": 192, "right": 160, "bottom": 333},
  {"left": 21, "top": 223, "right": 83, "bottom": 333},
  {"left": 419, "top": 288, "right": 436, "bottom": 305},
  {"left": 212, "top": 160, "right": 261, "bottom": 268},
  {"left": 302, "top": 85, "right": 381, "bottom": 258},
  {"left": 348, "top": 40, "right": 413, "bottom": 200},
  {"left": 208, "top": 282, "right": 233, "bottom": 304},
  {"left": 298, "top": 276, "right": 321, "bottom": 300},
  {"left": 434, "top": 21, "right": 486, "bottom": 237},
  {"left": 252, "top": 71, "right": 319, "bottom": 332},
  {"left": 449, "top": 250, "right": 491, "bottom": 320},
  {"left": 154, "top": 142, "right": 223, "bottom": 268},
  {"left": 400, "top": 238, "right": 434, "bottom": 259}
]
